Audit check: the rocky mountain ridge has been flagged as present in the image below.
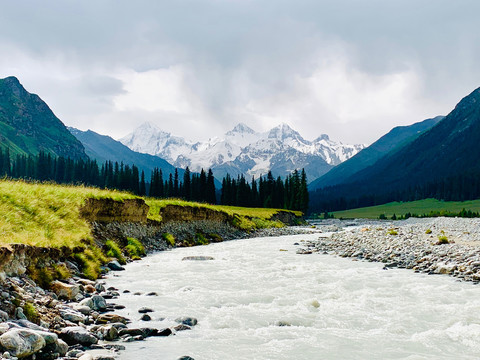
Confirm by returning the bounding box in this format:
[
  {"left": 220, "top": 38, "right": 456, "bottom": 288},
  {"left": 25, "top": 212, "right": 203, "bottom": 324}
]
[{"left": 120, "top": 122, "right": 364, "bottom": 180}]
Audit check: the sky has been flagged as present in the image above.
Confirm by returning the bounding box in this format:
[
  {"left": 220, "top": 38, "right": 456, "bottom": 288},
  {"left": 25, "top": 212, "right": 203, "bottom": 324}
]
[{"left": 1, "top": 0, "right": 479, "bottom": 145}]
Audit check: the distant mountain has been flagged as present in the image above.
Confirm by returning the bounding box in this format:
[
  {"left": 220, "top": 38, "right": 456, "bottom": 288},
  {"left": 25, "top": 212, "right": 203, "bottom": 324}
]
[
  {"left": 0, "top": 76, "right": 87, "bottom": 160},
  {"left": 69, "top": 128, "right": 177, "bottom": 178},
  {"left": 310, "top": 86, "right": 480, "bottom": 212},
  {"left": 310, "top": 116, "right": 444, "bottom": 190},
  {"left": 119, "top": 122, "right": 364, "bottom": 181}
]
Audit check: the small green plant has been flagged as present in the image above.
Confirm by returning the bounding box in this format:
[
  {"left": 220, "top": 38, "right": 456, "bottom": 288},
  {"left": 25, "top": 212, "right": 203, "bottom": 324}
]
[
  {"left": 425, "top": 229, "right": 432, "bottom": 234},
  {"left": 195, "top": 233, "right": 209, "bottom": 245},
  {"left": 208, "top": 233, "right": 223, "bottom": 242},
  {"left": 53, "top": 263, "right": 71, "bottom": 280},
  {"left": 74, "top": 246, "right": 108, "bottom": 280},
  {"left": 23, "top": 302, "right": 39, "bottom": 323},
  {"left": 387, "top": 229, "right": 398, "bottom": 235},
  {"left": 125, "top": 237, "right": 145, "bottom": 260},
  {"left": 436, "top": 235, "right": 449, "bottom": 245},
  {"left": 105, "top": 240, "right": 126, "bottom": 265},
  {"left": 27, "top": 266, "right": 54, "bottom": 289},
  {"left": 162, "top": 233, "right": 176, "bottom": 247}
]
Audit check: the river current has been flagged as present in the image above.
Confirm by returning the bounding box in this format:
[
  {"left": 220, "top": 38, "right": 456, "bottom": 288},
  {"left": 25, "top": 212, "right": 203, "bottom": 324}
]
[{"left": 104, "top": 232, "right": 480, "bottom": 359}]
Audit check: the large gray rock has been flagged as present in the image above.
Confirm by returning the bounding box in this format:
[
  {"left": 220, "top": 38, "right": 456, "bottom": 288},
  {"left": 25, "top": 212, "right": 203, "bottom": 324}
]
[
  {"left": 51, "top": 281, "right": 80, "bottom": 300},
  {"left": 60, "top": 326, "right": 98, "bottom": 346},
  {"left": 107, "top": 260, "right": 125, "bottom": 271},
  {"left": 0, "top": 328, "right": 46, "bottom": 358},
  {"left": 91, "top": 295, "right": 107, "bottom": 311},
  {"left": 60, "top": 308, "right": 87, "bottom": 323}
]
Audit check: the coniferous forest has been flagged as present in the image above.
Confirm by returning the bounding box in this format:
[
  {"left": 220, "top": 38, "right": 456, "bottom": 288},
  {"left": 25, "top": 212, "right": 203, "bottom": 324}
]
[{"left": 0, "top": 149, "right": 309, "bottom": 212}]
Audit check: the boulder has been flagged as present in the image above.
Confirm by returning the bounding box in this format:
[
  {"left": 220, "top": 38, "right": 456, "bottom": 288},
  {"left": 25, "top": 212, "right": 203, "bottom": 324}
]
[
  {"left": 107, "top": 261, "right": 125, "bottom": 271},
  {"left": 50, "top": 281, "right": 80, "bottom": 300},
  {"left": 60, "top": 326, "right": 98, "bottom": 346},
  {"left": 175, "top": 317, "right": 198, "bottom": 326},
  {"left": 96, "top": 314, "right": 129, "bottom": 325},
  {"left": 0, "top": 328, "right": 46, "bottom": 358},
  {"left": 138, "top": 307, "right": 154, "bottom": 313},
  {"left": 98, "top": 325, "right": 119, "bottom": 341},
  {"left": 91, "top": 295, "right": 107, "bottom": 311},
  {"left": 140, "top": 314, "right": 151, "bottom": 321},
  {"left": 60, "top": 308, "right": 87, "bottom": 323}
]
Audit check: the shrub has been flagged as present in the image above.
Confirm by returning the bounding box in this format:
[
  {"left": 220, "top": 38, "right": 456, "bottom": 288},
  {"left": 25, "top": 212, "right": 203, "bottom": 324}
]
[
  {"left": 208, "top": 233, "right": 223, "bottom": 242},
  {"left": 125, "top": 237, "right": 145, "bottom": 260},
  {"left": 28, "top": 266, "right": 54, "bottom": 289},
  {"left": 74, "top": 246, "right": 108, "bottom": 280},
  {"left": 195, "top": 233, "right": 209, "bottom": 245},
  {"left": 388, "top": 229, "right": 398, "bottom": 235},
  {"left": 105, "top": 240, "right": 126, "bottom": 265},
  {"left": 425, "top": 229, "right": 432, "bottom": 234},
  {"left": 23, "top": 302, "right": 39, "bottom": 323},
  {"left": 162, "top": 233, "right": 176, "bottom": 247},
  {"left": 379, "top": 214, "right": 387, "bottom": 220},
  {"left": 436, "top": 235, "right": 449, "bottom": 245}
]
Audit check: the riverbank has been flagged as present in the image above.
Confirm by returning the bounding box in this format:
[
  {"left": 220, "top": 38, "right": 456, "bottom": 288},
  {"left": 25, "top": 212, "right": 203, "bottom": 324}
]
[
  {"left": 0, "top": 225, "right": 312, "bottom": 360},
  {"left": 305, "top": 217, "right": 480, "bottom": 283}
]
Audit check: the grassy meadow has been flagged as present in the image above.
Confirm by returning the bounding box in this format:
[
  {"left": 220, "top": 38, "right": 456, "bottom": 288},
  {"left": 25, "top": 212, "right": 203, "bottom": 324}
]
[
  {"left": 332, "top": 198, "right": 480, "bottom": 219},
  {"left": 0, "top": 179, "right": 299, "bottom": 248}
]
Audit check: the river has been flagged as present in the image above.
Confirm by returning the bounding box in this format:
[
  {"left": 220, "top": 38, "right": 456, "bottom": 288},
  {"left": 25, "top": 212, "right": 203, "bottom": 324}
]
[{"left": 104, "top": 231, "right": 480, "bottom": 359}]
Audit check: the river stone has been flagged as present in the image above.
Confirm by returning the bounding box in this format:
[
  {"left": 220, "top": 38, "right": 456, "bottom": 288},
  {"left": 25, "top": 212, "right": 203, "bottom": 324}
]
[
  {"left": 60, "top": 326, "right": 98, "bottom": 346},
  {"left": 0, "top": 310, "right": 8, "bottom": 322},
  {"left": 95, "top": 283, "right": 105, "bottom": 292},
  {"left": 175, "top": 317, "right": 198, "bottom": 326},
  {"left": 91, "top": 295, "right": 107, "bottom": 311},
  {"left": 78, "top": 353, "right": 93, "bottom": 360},
  {"left": 55, "top": 338, "right": 69, "bottom": 356},
  {"left": 51, "top": 281, "right": 80, "bottom": 300},
  {"left": 98, "top": 325, "right": 118, "bottom": 341},
  {"left": 138, "top": 307, "right": 154, "bottom": 314},
  {"left": 74, "top": 305, "right": 93, "bottom": 315},
  {"left": 107, "top": 261, "right": 125, "bottom": 271},
  {"left": 96, "top": 313, "right": 129, "bottom": 325},
  {"left": 0, "top": 328, "right": 46, "bottom": 358},
  {"left": 178, "top": 356, "right": 195, "bottom": 360},
  {"left": 182, "top": 256, "right": 214, "bottom": 261},
  {"left": 153, "top": 328, "right": 172, "bottom": 337},
  {"left": 15, "top": 308, "right": 26, "bottom": 320},
  {"left": 60, "top": 309, "right": 87, "bottom": 323},
  {"left": 173, "top": 324, "right": 191, "bottom": 332},
  {"left": 118, "top": 328, "right": 144, "bottom": 337},
  {"left": 140, "top": 314, "right": 151, "bottom": 321}
]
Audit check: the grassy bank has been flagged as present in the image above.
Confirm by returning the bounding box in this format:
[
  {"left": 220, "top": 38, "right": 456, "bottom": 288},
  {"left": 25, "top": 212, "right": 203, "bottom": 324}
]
[
  {"left": 331, "top": 198, "right": 480, "bottom": 219},
  {"left": 0, "top": 179, "right": 300, "bottom": 248}
]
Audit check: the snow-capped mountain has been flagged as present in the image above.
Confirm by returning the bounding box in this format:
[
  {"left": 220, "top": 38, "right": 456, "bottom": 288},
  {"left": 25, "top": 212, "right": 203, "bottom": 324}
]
[{"left": 119, "top": 122, "right": 364, "bottom": 181}]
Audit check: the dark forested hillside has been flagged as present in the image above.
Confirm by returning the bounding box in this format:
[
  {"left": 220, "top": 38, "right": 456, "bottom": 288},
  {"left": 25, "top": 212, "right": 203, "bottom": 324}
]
[
  {"left": 310, "top": 87, "right": 480, "bottom": 213},
  {"left": 310, "top": 116, "right": 443, "bottom": 190}
]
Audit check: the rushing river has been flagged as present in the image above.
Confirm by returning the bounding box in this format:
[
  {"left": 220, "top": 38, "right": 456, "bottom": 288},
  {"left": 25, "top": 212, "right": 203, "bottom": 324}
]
[{"left": 104, "top": 232, "right": 480, "bottom": 360}]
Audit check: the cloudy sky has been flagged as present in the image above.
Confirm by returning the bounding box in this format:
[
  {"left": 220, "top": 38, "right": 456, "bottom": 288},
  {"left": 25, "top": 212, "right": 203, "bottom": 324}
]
[{"left": 1, "top": 0, "right": 479, "bottom": 145}]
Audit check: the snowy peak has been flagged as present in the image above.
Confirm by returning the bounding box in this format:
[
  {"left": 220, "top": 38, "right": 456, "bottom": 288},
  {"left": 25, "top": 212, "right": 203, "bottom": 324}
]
[
  {"left": 226, "top": 123, "right": 256, "bottom": 135},
  {"left": 268, "top": 123, "right": 302, "bottom": 141},
  {"left": 119, "top": 121, "right": 365, "bottom": 180}
]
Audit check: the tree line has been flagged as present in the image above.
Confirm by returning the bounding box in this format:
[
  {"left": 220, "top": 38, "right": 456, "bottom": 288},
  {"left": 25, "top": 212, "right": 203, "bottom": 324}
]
[
  {"left": 0, "top": 149, "right": 309, "bottom": 212},
  {"left": 309, "top": 170, "right": 480, "bottom": 213},
  {"left": 221, "top": 169, "right": 309, "bottom": 213}
]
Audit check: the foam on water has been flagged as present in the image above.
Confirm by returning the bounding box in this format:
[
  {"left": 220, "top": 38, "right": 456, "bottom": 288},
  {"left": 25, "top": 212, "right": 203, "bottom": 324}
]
[{"left": 104, "top": 233, "right": 480, "bottom": 360}]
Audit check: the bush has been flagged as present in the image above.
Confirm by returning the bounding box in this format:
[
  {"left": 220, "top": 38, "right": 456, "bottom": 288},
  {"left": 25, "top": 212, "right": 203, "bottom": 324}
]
[
  {"left": 125, "top": 237, "right": 145, "bottom": 260},
  {"left": 27, "top": 266, "right": 54, "bottom": 289},
  {"left": 195, "top": 233, "right": 209, "bottom": 245},
  {"left": 388, "top": 229, "right": 398, "bottom": 235},
  {"left": 436, "top": 235, "right": 449, "bottom": 245},
  {"left": 379, "top": 214, "right": 387, "bottom": 220},
  {"left": 162, "top": 233, "right": 176, "bottom": 247},
  {"left": 105, "top": 240, "right": 126, "bottom": 265},
  {"left": 74, "top": 246, "right": 109, "bottom": 280},
  {"left": 23, "top": 302, "right": 39, "bottom": 323},
  {"left": 425, "top": 229, "right": 432, "bottom": 234}
]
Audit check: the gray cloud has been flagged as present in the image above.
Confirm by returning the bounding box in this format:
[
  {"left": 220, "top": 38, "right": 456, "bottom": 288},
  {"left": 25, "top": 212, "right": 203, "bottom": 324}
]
[{"left": 0, "top": 0, "right": 479, "bottom": 144}]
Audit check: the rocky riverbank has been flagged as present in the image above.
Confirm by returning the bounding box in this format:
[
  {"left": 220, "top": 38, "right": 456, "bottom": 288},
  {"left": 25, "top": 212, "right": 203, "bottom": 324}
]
[
  {"left": 0, "top": 223, "right": 311, "bottom": 359},
  {"left": 302, "top": 217, "right": 480, "bottom": 283}
]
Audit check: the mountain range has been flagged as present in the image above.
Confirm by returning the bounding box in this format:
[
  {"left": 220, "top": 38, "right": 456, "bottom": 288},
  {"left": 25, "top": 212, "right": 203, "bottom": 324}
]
[{"left": 119, "top": 122, "right": 365, "bottom": 181}]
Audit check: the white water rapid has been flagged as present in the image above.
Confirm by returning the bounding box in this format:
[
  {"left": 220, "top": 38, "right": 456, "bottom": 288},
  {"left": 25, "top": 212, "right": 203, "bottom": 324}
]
[{"left": 104, "top": 232, "right": 480, "bottom": 360}]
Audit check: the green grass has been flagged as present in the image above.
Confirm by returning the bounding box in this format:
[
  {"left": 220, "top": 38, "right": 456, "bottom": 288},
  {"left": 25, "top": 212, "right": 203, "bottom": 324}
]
[
  {"left": 0, "top": 179, "right": 299, "bottom": 249},
  {"left": 332, "top": 198, "right": 480, "bottom": 219},
  {"left": 0, "top": 179, "right": 137, "bottom": 247}
]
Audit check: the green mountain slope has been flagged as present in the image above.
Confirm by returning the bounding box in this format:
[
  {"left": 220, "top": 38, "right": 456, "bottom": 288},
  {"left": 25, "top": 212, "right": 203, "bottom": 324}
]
[
  {"left": 0, "top": 76, "right": 87, "bottom": 160},
  {"left": 310, "top": 116, "right": 443, "bottom": 190}
]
